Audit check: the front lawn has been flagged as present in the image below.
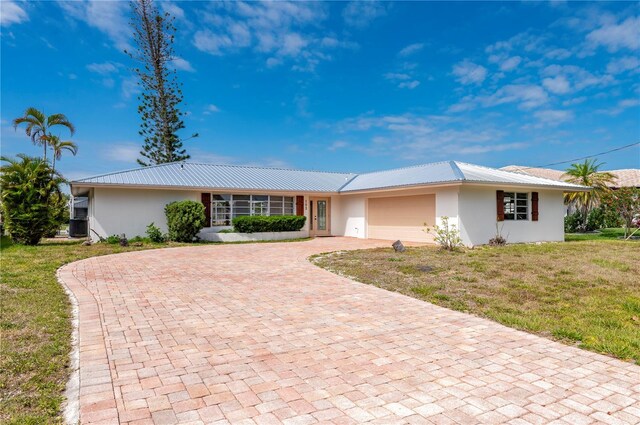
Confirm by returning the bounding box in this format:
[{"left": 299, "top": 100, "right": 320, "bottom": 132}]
[
  {"left": 565, "top": 227, "right": 634, "bottom": 241},
  {"left": 0, "top": 238, "right": 180, "bottom": 424},
  {"left": 312, "top": 240, "right": 640, "bottom": 363}
]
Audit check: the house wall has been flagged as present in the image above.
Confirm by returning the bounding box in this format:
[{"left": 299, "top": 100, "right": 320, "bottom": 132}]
[
  {"left": 90, "top": 188, "right": 199, "bottom": 240},
  {"left": 332, "top": 194, "right": 366, "bottom": 238},
  {"left": 458, "top": 186, "right": 564, "bottom": 246}
]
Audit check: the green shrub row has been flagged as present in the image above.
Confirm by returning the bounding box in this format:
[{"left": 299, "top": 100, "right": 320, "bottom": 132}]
[{"left": 232, "top": 215, "right": 306, "bottom": 233}]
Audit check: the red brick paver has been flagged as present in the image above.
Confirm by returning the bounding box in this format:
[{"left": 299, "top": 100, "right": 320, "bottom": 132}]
[{"left": 59, "top": 238, "right": 640, "bottom": 424}]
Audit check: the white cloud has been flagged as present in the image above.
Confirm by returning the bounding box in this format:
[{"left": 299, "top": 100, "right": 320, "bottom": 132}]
[
  {"left": 586, "top": 16, "right": 640, "bottom": 52},
  {"left": 485, "top": 84, "right": 549, "bottom": 110},
  {"left": 204, "top": 104, "right": 220, "bottom": 114},
  {"left": 398, "top": 80, "right": 420, "bottom": 90},
  {"left": 335, "top": 113, "right": 523, "bottom": 159},
  {"left": 328, "top": 140, "right": 348, "bottom": 151},
  {"left": 544, "top": 48, "right": 572, "bottom": 60},
  {"left": 342, "top": 1, "right": 388, "bottom": 28},
  {"left": 606, "top": 56, "right": 640, "bottom": 74},
  {"left": 562, "top": 96, "right": 587, "bottom": 107},
  {"left": 160, "top": 2, "right": 185, "bottom": 21},
  {"left": 1, "top": 1, "right": 28, "bottom": 26},
  {"left": 102, "top": 143, "right": 140, "bottom": 163},
  {"left": 540, "top": 64, "right": 613, "bottom": 92},
  {"left": 533, "top": 109, "right": 574, "bottom": 126},
  {"left": 121, "top": 76, "right": 140, "bottom": 100},
  {"left": 171, "top": 57, "right": 195, "bottom": 72},
  {"left": 193, "top": 2, "right": 349, "bottom": 72},
  {"left": 542, "top": 75, "right": 571, "bottom": 94},
  {"left": 86, "top": 62, "right": 121, "bottom": 75},
  {"left": 452, "top": 60, "right": 487, "bottom": 85},
  {"left": 398, "top": 43, "right": 424, "bottom": 57},
  {"left": 500, "top": 56, "right": 521, "bottom": 72},
  {"left": 597, "top": 98, "right": 640, "bottom": 116},
  {"left": 57, "top": 1, "right": 131, "bottom": 51},
  {"left": 384, "top": 72, "right": 419, "bottom": 90}
]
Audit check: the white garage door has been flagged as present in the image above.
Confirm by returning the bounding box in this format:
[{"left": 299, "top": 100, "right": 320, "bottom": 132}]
[{"left": 368, "top": 195, "right": 436, "bottom": 242}]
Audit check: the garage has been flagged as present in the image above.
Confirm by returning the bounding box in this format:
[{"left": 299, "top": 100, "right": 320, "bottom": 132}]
[{"left": 367, "top": 195, "right": 436, "bottom": 242}]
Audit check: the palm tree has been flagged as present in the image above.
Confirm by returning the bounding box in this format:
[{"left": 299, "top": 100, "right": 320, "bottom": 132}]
[
  {"left": 12, "top": 107, "right": 75, "bottom": 161},
  {"left": 1, "top": 154, "right": 65, "bottom": 245},
  {"left": 48, "top": 135, "right": 78, "bottom": 172},
  {"left": 564, "top": 159, "right": 616, "bottom": 219}
]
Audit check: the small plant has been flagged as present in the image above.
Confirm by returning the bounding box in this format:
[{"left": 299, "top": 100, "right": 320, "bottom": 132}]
[
  {"left": 165, "top": 200, "right": 206, "bottom": 242},
  {"left": 104, "top": 235, "right": 120, "bottom": 244},
  {"left": 119, "top": 234, "right": 129, "bottom": 247},
  {"left": 488, "top": 223, "right": 507, "bottom": 246},
  {"left": 426, "top": 216, "right": 462, "bottom": 251},
  {"left": 146, "top": 222, "right": 165, "bottom": 242}
]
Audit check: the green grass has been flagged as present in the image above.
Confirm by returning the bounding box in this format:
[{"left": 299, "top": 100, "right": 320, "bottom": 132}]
[
  {"left": 0, "top": 238, "right": 190, "bottom": 424},
  {"left": 0, "top": 234, "right": 312, "bottom": 424},
  {"left": 312, "top": 239, "right": 640, "bottom": 363},
  {"left": 565, "top": 227, "right": 634, "bottom": 241}
]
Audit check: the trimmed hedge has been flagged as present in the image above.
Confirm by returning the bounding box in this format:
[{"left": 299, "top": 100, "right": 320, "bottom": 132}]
[
  {"left": 165, "top": 200, "right": 206, "bottom": 242},
  {"left": 232, "top": 215, "right": 306, "bottom": 233}
]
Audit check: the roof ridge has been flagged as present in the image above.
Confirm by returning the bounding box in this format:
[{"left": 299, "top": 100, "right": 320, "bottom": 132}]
[
  {"left": 355, "top": 160, "right": 453, "bottom": 177},
  {"left": 449, "top": 161, "right": 466, "bottom": 181},
  {"left": 74, "top": 161, "right": 179, "bottom": 182}
]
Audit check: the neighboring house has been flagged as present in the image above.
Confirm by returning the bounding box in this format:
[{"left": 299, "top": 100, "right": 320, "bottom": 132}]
[
  {"left": 70, "top": 161, "right": 586, "bottom": 247},
  {"left": 501, "top": 165, "right": 640, "bottom": 189}
]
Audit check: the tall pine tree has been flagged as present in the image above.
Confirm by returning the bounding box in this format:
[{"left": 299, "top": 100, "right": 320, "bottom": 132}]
[{"left": 127, "top": 0, "right": 190, "bottom": 166}]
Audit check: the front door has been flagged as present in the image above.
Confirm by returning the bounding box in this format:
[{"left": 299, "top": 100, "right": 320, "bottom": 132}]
[{"left": 309, "top": 197, "right": 331, "bottom": 237}]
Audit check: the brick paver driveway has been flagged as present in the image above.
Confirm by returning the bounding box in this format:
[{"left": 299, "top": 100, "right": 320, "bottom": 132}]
[{"left": 59, "top": 238, "right": 639, "bottom": 425}]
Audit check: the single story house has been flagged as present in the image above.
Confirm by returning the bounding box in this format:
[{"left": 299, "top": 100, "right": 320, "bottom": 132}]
[{"left": 70, "top": 160, "right": 587, "bottom": 246}]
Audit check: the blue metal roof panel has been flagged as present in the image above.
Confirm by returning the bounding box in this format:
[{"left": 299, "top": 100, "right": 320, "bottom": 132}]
[
  {"left": 72, "top": 161, "right": 586, "bottom": 192},
  {"left": 74, "top": 162, "right": 356, "bottom": 192}
]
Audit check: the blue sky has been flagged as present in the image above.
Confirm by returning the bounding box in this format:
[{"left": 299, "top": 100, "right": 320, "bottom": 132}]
[{"left": 1, "top": 1, "right": 639, "bottom": 181}]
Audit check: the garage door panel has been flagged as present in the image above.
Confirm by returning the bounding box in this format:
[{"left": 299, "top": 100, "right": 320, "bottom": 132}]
[{"left": 368, "top": 195, "right": 435, "bottom": 242}]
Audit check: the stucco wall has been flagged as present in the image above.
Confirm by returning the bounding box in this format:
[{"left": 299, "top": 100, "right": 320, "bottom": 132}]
[
  {"left": 458, "top": 186, "right": 564, "bottom": 246},
  {"left": 332, "top": 195, "right": 366, "bottom": 238},
  {"left": 90, "top": 188, "right": 199, "bottom": 240}
]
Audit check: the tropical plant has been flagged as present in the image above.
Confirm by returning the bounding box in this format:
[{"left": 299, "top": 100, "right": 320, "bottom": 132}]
[
  {"left": 127, "top": 0, "right": 193, "bottom": 166},
  {"left": 425, "top": 216, "right": 463, "bottom": 251},
  {"left": 12, "top": 107, "right": 75, "bottom": 161},
  {"left": 600, "top": 188, "right": 640, "bottom": 239},
  {"left": 48, "top": 135, "right": 78, "bottom": 172},
  {"left": 164, "top": 200, "right": 205, "bottom": 242},
  {"left": 146, "top": 222, "right": 166, "bottom": 242},
  {"left": 0, "top": 155, "right": 65, "bottom": 245},
  {"left": 563, "top": 159, "right": 615, "bottom": 227}
]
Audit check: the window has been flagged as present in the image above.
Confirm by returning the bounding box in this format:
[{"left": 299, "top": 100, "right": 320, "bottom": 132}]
[
  {"left": 503, "top": 192, "right": 529, "bottom": 220},
  {"left": 211, "top": 195, "right": 231, "bottom": 225},
  {"left": 210, "top": 194, "right": 298, "bottom": 223}
]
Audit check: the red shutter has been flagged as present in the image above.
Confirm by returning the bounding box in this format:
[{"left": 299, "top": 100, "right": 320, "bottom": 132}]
[
  {"left": 531, "top": 192, "right": 539, "bottom": 221},
  {"left": 201, "top": 193, "right": 211, "bottom": 226},
  {"left": 496, "top": 190, "right": 505, "bottom": 221},
  {"left": 296, "top": 196, "right": 304, "bottom": 216}
]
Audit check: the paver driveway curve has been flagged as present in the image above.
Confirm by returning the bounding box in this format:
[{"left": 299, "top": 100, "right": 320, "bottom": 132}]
[{"left": 59, "top": 237, "right": 639, "bottom": 425}]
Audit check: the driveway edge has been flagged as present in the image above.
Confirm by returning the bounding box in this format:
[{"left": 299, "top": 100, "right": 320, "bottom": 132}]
[{"left": 57, "top": 267, "right": 80, "bottom": 425}]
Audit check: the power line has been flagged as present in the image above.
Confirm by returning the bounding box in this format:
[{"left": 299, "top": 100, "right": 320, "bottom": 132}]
[{"left": 513, "top": 141, "right": 640, "bottom": 172}]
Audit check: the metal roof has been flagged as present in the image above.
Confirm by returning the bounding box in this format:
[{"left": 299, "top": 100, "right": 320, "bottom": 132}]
[
  {"left": 73, "top": 162, "right": 357, "bottom": 192},
  {"left": 502, "top": 165, "right": 640, "bottom": 188},
  {"left": 72, "top": 160, "right": 587, "bottom": 193}
]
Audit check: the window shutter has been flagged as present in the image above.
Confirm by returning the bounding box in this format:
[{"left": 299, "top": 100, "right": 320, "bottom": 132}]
[
  {"left": 496, "top": 190, "right": 505, "bottom": 221},
  {"left": 296, "top": 196, "right": 304, "bottom": 216},
  {"left": 531, "top": 192, "right": 539, "bottom": 221},
  {"left": 201, "top": 193, "right": 211, "bottom": 226}
]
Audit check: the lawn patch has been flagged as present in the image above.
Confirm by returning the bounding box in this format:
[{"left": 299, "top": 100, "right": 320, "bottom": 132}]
[{"left": 312, "top": 240, "right": 640, "bottom": 363}]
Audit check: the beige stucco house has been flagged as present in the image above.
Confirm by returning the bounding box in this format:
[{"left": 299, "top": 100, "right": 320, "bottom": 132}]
[{"left": 70, "top": 160, "right": 587, "bottom": 247}]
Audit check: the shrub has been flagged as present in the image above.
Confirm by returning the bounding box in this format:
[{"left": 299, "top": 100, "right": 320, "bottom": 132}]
[
  {"left": 0, "top": 155, "right": 65, "bottom": 245},
  {"left": 165, "top": 200, "right": 206, "bottom": 242},
  {"left": 564, "top": 211, "right": 585, "bottom": 233},
  {"left": 488, "top": 223, "right": 507, "bottom": 246},
  {"left": 601, "top": 187, "right": 640, "bottom": 238},
  {"left": 425, "top": 216, "right": 463, "bottom": 251},
  {"left": 146, "top": 222, "right": 165, "bottom": 243},
  {"left": 232, "top": 215, "right": 306, "bottom": 233},
  {"left": 586, "top": 207, "right": 605, "bottom": 231}
]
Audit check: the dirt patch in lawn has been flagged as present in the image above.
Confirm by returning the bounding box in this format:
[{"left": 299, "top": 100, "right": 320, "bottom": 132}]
[{"left": 312, "top": 240, "right": 640, "bottom": 363}]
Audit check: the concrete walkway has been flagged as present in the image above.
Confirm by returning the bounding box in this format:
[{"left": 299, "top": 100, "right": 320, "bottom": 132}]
[{"left": 58, "top": 238, "right": 639, "bottom": 424}]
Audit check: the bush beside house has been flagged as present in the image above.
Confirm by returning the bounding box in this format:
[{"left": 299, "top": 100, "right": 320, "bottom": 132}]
[
  {"left": 165, "top": 200, "right": 206, "bottom": 242},
  {"left": 232, "top": 215, "right": 306, "bottom": 233}
]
